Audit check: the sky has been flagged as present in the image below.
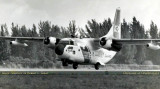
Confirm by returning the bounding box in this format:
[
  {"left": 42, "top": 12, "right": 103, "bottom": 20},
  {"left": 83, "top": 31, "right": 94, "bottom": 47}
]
[{"left": 0, "top": 0, "right": 160, "bottom": 32}]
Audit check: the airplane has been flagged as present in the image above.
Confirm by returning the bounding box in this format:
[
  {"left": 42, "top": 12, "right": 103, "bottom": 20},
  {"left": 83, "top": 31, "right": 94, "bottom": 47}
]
[{"left": 1, "top": 7, "right": 160, "bottom": 70}]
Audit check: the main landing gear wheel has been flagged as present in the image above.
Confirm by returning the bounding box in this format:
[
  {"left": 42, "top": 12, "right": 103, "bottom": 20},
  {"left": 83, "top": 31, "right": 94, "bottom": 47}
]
[
  {"left": 62, "top": 60, "right": 68, "bottom": 66},
  {"left": 73, "top": 63, "right": 78, "bottom": 69},
  {"left": 95, "top": 63, "right": 100, "bottom": 70}
]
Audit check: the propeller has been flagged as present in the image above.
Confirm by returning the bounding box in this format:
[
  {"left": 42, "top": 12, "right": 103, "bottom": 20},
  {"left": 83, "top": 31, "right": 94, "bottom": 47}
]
[
  {"left": 100, "top": 37, "right": 106, "bottom": 46},
  {"left": 44, "top": 37, "right": 50, "bottom": 45}
]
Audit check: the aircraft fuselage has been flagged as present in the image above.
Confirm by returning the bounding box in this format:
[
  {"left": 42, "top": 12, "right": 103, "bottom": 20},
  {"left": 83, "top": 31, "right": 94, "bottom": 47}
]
[{"left": 56, "top": 38, "right": 117, "bottom": 69}]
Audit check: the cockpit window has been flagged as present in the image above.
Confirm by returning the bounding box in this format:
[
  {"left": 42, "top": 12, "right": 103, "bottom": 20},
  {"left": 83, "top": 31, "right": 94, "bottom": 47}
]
[{"left": 68, "top": 47, "right": 73, "bottom": 49}]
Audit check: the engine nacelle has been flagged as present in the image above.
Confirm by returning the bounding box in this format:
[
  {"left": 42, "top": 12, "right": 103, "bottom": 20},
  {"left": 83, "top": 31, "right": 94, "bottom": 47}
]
[
  {"left": 10, "top": 41, "right": 28, "bottom": 47},
  {"left": 99, "top": 37, "right": 112, "bottom": 49},
  {"left": 146, "top": 43, "right": 160, "bottom": 50},
  {"left": 44, "top": 37, "right": 60, "bottom": 49},
  {"left": 99, "top": 37, "right": 122, "bottom": 51}
]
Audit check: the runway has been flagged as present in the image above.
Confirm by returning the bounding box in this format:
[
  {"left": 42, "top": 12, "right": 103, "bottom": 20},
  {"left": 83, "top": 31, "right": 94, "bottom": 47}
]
[
  {"left": 0, "top": 68, "right": 160, "bottom": 75},
  {"left": 0, "top": 68, "right": 160, "bottom": 71}
]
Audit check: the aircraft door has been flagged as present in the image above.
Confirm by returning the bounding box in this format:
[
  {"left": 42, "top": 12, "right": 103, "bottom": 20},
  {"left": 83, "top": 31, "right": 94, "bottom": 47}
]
[{"left": 80, "top": 46, "right": 91, "bottom": 63}]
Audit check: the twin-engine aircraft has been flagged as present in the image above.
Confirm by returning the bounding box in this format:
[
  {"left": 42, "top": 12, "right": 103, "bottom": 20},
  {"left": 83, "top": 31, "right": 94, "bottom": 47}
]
[{"left": 1, "top": 8, "right": 160, "bottom": 70}]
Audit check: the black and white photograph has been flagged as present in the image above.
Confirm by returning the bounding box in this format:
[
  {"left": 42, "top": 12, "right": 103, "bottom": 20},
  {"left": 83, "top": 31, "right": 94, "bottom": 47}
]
[{"left": 0, "top": 0, "right": 160, "bottom": 89}]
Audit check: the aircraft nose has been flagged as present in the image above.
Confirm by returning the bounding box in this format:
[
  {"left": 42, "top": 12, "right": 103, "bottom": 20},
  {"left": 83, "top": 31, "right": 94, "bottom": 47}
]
[{"left": 55, "top": 44, "right": 65, "bottom": 55}]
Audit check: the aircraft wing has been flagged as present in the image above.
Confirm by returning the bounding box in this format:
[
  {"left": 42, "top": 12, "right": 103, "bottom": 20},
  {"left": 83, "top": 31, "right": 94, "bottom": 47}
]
[
  {"left": 0, "top": 36, "right": 75, "bottom": 45},
  {"left": 0, "top": 36, "right": 44, "bottom": 42},
  {"left": 113, "top": 39, "right": 160, "bottom": 45},
  {"left": 1, "top": 36, "right": 160, "bottom": 45}
]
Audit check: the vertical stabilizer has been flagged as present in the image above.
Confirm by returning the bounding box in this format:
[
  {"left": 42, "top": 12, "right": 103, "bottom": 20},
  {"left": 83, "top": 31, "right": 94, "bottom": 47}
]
[{"left": 104, "top": 7, "right": 121, "bottom": 39}]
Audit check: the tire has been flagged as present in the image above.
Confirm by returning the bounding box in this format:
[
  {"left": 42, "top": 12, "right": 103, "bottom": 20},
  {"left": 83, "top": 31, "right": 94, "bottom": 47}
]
[
  {"left": 95, "top": 63, "right": 100, "bottom": 70},
  {"left": 73, "top": 63, "right": 78, "bottom": 69},
  {"left": 62, "top": 59, "right": 68, "bottom": 66}
]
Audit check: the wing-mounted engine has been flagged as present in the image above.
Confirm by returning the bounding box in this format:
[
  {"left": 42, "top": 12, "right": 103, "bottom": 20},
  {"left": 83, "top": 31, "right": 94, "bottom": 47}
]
[
  {"left": 99, "top": 37, "right": 112, "bottom": 49},
  {"left": 146, "top": 42, "right": 160, "bottom": 50},
  {"left": 99, "top": 37, "right": 122, "bottom": 51},
  {"left": 10, "top": 40, "right": 28, "bottom": 47},
  {"left": 44, "top": 37, "right": 60, "bottom": 49}
]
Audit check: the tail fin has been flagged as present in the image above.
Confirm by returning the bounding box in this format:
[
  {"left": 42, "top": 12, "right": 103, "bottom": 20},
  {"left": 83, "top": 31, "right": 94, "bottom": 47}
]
[{"left": 104, "top": 7, "right": 121, "bottom": 39}]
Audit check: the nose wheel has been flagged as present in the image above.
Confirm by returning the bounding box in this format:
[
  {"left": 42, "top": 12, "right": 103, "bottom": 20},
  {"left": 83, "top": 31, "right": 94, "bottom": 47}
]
[
  {"left": 73, "top": 63, "right": 78, "bottom": 69},
  {"left": 95, "top": 63, "right": 100, "bottom": 70}
]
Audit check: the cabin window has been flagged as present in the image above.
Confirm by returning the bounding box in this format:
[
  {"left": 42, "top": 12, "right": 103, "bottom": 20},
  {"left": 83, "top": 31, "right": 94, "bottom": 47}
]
[{"left": 73, "top": 51, "right": 75, "bottom": 54}]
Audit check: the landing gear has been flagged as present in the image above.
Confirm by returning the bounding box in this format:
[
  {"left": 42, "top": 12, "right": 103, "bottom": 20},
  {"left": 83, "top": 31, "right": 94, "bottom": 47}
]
[
  {"left": 62, "top": 59, "right": 68, "bottom": 66},
  {"left": 95, "top": 63, "right": 100, "bottom": 70},
  {"left": 73, "top": 63, "right": 78, "bottom": 69}
]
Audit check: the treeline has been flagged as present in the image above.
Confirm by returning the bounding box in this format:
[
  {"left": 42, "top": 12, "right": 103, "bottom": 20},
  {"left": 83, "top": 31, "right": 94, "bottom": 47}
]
[{"left": 0, "top": 17, "right": 159, "bottom": 67}]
